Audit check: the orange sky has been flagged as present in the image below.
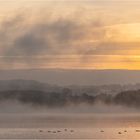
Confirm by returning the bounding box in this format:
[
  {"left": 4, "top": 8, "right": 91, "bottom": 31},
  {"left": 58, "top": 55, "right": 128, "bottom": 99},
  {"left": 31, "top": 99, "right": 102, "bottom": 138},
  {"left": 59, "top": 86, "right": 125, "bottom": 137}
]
[{"left": 0, "top": 0, "right": 140, "bottom": 70}]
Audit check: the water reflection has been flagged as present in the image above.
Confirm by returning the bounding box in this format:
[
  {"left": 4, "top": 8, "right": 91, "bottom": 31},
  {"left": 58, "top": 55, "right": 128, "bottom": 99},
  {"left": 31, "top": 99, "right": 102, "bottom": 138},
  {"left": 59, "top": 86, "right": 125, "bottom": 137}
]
[{"left": 0, "top": 113, "right": 140, "bottom": 139}]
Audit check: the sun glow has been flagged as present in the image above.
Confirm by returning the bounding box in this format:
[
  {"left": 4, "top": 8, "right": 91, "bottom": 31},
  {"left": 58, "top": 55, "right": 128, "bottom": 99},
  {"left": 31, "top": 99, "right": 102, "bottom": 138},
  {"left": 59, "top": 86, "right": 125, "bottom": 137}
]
[
  {"left": 108, "top": 23, "right": 140, "bottom": 42},
  {"left": 0, "top": 0, "right": 140, "bottom": 70}
]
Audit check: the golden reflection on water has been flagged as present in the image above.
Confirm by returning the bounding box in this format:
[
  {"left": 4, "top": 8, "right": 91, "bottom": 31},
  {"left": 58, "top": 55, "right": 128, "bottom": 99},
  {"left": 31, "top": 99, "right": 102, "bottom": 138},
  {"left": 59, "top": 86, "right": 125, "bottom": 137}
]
[{"left": 0, "top": 114, "right": 140, "bottom": 139}]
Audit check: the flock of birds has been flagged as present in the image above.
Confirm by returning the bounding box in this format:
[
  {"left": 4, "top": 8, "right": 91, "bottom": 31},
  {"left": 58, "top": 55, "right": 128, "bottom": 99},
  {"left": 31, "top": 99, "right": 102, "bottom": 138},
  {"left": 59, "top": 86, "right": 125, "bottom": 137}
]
[
  {"left": 38, "top": 128, "right": 140, "bottom": 135},
  {"left": 39, "top": 129, "right": 74, "bottom": 134},
  {"left": 100, "top": 129, "right": 140, "bottom": 134},
  {"left": 100, "top": 130, "right": 127, "bottom": 134}
]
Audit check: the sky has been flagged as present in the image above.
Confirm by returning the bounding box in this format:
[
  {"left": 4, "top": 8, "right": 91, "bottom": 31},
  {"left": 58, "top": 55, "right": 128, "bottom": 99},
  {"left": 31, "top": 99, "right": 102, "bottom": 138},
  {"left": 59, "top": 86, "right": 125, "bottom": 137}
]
[{"left": 0, "top": 0, "right": 140, "bottom": 70}]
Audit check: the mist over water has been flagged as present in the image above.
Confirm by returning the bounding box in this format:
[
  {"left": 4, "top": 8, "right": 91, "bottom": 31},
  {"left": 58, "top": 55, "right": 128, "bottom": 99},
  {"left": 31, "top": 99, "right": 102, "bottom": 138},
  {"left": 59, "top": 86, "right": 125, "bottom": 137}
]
[
  {"left": 0, "top": 87, "right": 139, "bottom": 139},
  {"left": 0, "top": 101, "right": 140, "bottom": 139},
  {"left": 0, "top": 80, "right": 139, "bottom": 139},
  {"left": 0, "top": 99, "right": 138, "bottom": 114}
]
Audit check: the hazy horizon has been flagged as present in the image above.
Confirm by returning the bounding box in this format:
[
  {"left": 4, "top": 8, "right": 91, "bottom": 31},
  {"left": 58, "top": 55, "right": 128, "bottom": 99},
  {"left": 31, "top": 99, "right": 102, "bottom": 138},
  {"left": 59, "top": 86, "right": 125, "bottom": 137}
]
[
  {"left": 0, "top": 0, "right": 140, "bottom": 83},
  {"left": 0, "top": 69, "right": 140, "bottom": 85},
  {"left": 0, "top": 1, "right": 140, "bottom": 139}
]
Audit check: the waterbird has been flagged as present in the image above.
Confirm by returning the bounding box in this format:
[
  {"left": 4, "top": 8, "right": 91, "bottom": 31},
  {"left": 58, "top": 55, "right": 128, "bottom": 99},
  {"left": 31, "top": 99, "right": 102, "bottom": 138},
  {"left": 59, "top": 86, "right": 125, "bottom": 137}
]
[
  {"left": 100, "top": 130, "right": 104, "bottom": 132},
  {"left": 118, "top": 132, "right": 122, "bottom": 134},
  {"left": 70, "top": 130, "right": 74, "bottom": 132},
  {"left": 136, "top": 130, "right": 140, "bottom": 132},
  {"left": 39, "top": 130, "right": 43, "bottom": 133}
]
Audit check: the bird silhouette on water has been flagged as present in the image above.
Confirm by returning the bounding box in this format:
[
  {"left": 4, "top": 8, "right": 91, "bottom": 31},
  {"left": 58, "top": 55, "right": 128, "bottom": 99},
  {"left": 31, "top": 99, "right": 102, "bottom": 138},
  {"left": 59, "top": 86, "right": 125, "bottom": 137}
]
[{"left": 39, "top": 130, "right": 43, "bottom": 133}]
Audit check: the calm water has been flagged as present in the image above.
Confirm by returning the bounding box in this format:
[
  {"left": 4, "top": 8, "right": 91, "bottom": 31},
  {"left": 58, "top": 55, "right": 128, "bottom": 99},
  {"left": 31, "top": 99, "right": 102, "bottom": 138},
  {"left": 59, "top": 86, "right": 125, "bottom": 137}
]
[{"left": 0, "top": 113, "right": 140, "bottom": 139}]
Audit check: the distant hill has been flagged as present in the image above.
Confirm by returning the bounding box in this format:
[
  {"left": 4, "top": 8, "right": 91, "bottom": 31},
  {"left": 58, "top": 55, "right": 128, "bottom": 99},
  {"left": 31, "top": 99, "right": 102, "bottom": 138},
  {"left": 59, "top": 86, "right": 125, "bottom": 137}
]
[
  {"left": 0, "top": 79, "right": 62, "bottom": 93},
  {"left": 0, "top": 79, "right": 140, "bottom": 96},
  {"left": 1, "top": 69, "right": 140, "bottom": 85}
]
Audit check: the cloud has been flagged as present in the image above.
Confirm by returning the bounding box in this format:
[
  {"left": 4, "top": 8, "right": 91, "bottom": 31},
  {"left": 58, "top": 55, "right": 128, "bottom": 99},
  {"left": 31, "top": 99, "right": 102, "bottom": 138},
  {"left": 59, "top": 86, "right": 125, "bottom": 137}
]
[
  {"left": 0, "top": 7, "right": 139, "bottom": 69},
  {"left": 0, "top": 10, "right": 108, "bottom": 68}
]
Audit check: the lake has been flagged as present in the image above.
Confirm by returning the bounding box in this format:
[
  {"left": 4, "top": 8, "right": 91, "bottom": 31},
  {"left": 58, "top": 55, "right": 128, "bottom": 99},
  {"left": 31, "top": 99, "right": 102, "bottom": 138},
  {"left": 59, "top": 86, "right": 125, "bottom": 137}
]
[{"left": 0, "top": 113, "right": 140, "bottom": 139}]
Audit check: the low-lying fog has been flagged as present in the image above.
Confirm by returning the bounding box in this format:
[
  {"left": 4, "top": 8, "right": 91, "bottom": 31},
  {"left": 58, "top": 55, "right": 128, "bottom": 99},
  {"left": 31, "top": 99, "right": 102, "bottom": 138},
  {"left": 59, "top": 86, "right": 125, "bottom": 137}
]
[
  {"left": 0, "top": 100, "right": 140, "bottom": 139},
  {"left": 0, "top": 100, "right": 138, "bottom": 115}
]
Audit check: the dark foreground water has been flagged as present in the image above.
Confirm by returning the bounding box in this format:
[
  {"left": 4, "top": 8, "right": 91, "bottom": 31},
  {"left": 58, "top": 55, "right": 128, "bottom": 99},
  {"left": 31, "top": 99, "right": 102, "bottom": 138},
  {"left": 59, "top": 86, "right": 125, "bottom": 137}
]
[{"left": 0, "top": 113, "right": 140, "bottom": 139}]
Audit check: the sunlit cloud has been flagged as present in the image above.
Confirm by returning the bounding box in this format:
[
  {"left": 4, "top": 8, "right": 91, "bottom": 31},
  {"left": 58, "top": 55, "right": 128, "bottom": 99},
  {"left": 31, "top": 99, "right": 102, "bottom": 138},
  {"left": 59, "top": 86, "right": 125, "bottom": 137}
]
[{"left": 0, "top": 0, "right": 140, "bottom": 69}]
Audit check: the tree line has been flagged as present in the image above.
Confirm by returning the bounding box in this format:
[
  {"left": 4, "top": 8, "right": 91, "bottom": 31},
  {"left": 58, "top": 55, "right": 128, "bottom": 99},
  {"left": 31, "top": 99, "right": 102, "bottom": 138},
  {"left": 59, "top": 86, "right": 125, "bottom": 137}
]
[{"left": 0, "top": 88, "right": 139, "bottom": 108}]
